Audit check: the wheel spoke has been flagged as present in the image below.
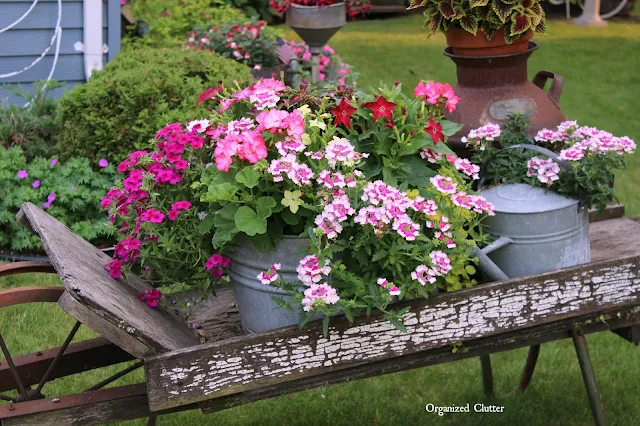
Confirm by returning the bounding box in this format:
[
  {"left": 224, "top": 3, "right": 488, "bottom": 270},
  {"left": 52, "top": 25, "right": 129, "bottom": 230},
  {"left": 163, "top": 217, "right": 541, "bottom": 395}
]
[
  {"left": 85, "top": 361, "right": 143, "bottom": 392},
  {"left": 0, "top": 331, "right": 28, "bottom": 400},
  {"left": 35, "top": 321, "right": 81, "bottom": 394}
]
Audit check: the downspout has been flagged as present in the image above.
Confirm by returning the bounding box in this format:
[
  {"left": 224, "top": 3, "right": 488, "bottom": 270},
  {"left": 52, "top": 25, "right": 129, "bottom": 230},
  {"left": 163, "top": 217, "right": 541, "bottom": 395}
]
[{"left": 83, "top": 0, "right": 103, "bottom": 79}]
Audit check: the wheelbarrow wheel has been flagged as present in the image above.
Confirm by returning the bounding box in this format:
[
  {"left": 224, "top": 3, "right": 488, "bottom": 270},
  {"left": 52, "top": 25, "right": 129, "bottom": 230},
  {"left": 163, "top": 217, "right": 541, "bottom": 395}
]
[{"left": 0, "top": 261, "right": 150, "bottom": 424}]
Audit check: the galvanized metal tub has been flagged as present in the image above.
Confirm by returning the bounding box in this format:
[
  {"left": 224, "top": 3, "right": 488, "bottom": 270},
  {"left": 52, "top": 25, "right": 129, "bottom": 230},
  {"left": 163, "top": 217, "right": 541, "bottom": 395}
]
[
  {"left": 479, "top": 183, "right": 590, "bottom": 278},
  {"left": 227, "top": 235, "right": 311, "bottom": 333}
]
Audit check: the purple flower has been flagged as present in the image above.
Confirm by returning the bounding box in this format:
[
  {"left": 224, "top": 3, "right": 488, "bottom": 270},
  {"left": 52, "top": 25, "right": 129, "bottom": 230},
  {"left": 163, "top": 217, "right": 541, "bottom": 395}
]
[
  {"left": 47, "top": 193, "right": 57, "bottom": 202},
  {"left": 50, "top": 158, "right": 58, "bottom": 167},
  {"left": 43, "top": 201, "right": 51, "bottom": 209},
  {"left": 16, "top": 170, "right": 28, "bottom": 179},
  {"left": 98, "top": 159, "right": 109, "bottom": 168},
  {"left": 32, "top": 180, "right": 41, "bottom": 189}
]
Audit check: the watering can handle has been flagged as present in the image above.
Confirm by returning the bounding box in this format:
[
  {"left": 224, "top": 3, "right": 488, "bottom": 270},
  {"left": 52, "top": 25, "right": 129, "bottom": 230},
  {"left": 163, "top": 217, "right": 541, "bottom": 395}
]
[
  {"left": 477, "top": 144, "right": 572, "bottom": 192},
  {"left": 532, "top": 71, "right": 564, "bottom": 108}
]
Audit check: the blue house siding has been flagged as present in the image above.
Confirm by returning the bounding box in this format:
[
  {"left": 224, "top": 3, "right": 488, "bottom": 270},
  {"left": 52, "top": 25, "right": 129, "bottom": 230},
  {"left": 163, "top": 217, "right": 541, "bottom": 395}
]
[{"left": 0, "top": 0, "right": 120, "bottom": 105}]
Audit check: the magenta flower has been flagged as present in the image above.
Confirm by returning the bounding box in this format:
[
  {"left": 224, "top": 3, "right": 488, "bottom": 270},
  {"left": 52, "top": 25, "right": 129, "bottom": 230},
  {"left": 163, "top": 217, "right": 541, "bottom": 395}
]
[
  {"left": 139, "top": 208, "right": 164, "bottom": 223},
  {"left": 32, "top": 180, "right": 41, "bottom": 189},
  {"left": 139, "top": 289, "right": 162, "bottom": 308},
  {"left": 47, "top": 193, "right": 57, "bottom": 202},
  {"left": 16, "top": 170, "right": 28, "bottom": 179},
  {"left": 50, "top": 158, "right": 58, "bottom": 167},
  {"left": 98, "top": 159, "right": 109, "bottom": 168},
  {"left": 105, "top": 259, "right": 123, "bottom": 279}
]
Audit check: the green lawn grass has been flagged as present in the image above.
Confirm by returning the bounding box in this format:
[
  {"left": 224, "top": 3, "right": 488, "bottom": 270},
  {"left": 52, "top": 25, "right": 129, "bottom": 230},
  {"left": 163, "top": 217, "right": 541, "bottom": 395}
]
[{"left": 2, "top": 15, "right": 640, "bottom": 426}]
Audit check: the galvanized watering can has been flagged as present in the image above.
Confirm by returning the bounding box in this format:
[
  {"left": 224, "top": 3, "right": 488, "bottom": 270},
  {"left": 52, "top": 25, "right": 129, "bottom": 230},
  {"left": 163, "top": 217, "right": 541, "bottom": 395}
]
[{"left": 473, "top": 144, "right": 591, "bottom": 282}]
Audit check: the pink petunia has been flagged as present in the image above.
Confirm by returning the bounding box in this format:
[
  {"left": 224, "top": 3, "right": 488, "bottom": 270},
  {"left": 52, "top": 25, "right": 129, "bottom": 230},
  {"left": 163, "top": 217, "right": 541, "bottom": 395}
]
[{"left": 16, "top": 170, "right": 28, "bottom": 179}]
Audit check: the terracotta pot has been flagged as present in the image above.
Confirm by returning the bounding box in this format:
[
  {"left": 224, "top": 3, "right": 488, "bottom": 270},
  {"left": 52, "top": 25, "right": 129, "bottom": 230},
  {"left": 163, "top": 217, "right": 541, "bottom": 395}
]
[
  {"left": 445, "top": 29, "right": 533, "bottom": 57},
  {"left": 444, "top": 42, "right": 567, "bottom": 157}
]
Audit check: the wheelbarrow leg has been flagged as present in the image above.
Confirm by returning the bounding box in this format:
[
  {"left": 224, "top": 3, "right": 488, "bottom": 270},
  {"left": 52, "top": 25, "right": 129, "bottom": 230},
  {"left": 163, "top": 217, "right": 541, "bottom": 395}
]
[
  {"left": 147, "top": 415, "right": 157, "bottom": 426},
  {"left": 571, "top": 329, "right": 607, "bottom": 426},
  {"left": 479, "top": 355, "right": 494, "bottom": 397},
  {"left": 517, "top": 345, "right": 541, "bottom": 391}
]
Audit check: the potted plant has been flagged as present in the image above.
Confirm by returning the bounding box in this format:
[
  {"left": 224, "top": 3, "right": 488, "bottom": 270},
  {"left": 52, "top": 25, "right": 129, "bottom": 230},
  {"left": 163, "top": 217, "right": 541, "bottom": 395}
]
[
  {"left": 407, "top": 0, "right": 568, "bottom": 157},
  {"left": 286, "top": 41, "right": 356, "bottom": 86},
  {"left": 102, "top": 78, "right": 496, "bottom": 334},
  {"left": 460, "top": 115, "right": 636, "bottom": 278},
  {"left": 409, "top": 0, "right": 547, "bottom": 55},
  {"left": 269, "top": 0, "right": 369, "bottom": 82},
  {"left": 186, "top": 20, "right": 282, "bottom": 76}
]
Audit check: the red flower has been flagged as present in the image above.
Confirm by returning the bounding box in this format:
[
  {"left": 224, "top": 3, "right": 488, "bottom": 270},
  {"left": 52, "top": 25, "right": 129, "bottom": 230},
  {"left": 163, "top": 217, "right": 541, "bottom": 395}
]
[
  {"left": 362, "top": 96, "right": 396, "bottom": 124},
  {"left": 331, "top": 98, "right": 357, "bottom": 129},
  {"left": 425, "top": 119, "right": 444, "bottom": 145},
  {"left": 196, "top": 85, "right": 222, "bottom": 103}
]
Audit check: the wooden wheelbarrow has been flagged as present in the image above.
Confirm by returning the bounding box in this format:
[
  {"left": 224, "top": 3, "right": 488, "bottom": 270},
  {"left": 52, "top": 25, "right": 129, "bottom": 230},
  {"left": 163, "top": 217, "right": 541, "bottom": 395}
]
[{"left": 1, "top": 202, "right": 639, "bottom": 426}]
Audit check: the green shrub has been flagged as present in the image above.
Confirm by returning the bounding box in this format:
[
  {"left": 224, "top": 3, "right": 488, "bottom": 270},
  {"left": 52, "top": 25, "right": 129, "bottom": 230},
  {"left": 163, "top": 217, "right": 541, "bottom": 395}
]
[
  {"left": 124, "top": 0, "right": 248, "bottom": 49},
  {"left": 0, "top": 81, "right": 62, "bottom": 160},
  {"left": 0, "top": 146, "right": 116, "bottom": 252},
  {"left": 56, "top": 48, "right": 252, "bottom": 162}
]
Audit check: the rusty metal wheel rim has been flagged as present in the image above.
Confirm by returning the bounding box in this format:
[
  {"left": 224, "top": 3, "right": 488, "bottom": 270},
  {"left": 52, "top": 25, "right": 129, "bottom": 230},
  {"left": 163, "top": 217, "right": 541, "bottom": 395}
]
[{"left": 0, "top": 262, "right": 140, "bottom": 409}]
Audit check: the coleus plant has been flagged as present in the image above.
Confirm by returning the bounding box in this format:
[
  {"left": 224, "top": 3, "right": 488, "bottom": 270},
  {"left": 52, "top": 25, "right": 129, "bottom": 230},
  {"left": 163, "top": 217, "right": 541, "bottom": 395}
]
[
  {"left": 463, "top": 114, "right": 637, "bottom": 213},
  {"left": 409, "top": 0, "right": 547, "bottom": 44},
  {"left": 102, "top": 78, "right": 496, "bottom": 329}
]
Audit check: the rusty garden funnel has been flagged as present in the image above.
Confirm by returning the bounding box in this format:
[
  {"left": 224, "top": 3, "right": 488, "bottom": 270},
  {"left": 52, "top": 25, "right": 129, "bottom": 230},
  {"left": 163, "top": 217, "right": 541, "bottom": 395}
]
[
  {"left": 444, "top": 42, "right": 567, "bottom": 157},
  {"left": 286, "top": 3, "right": 346, "bottom": 83}
]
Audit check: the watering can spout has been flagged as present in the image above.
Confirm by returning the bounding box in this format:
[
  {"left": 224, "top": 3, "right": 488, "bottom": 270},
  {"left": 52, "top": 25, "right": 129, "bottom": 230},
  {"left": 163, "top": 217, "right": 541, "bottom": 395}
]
[{"left": 474, "top": 236, "right": 513, "bottom": 282}]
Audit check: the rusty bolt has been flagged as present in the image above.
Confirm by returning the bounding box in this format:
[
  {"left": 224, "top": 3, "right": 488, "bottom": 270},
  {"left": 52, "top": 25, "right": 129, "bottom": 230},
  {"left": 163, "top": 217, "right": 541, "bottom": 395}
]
[
  {"left": 36, "top": 351, "right": 43, "bottom": 356},
  {"left": 52, "top": 398, "right": 60, "bottom": 404},
  {"left": 8, "top": 402, "right": 14, "bottom": 411}
]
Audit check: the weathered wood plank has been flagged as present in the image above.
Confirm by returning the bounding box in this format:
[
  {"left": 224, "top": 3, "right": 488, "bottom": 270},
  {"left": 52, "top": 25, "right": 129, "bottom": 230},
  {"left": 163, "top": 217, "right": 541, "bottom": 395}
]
[
  {"left": 0, "top": 384, "right": 197, "bottom": 426},
  {"left": 588, "top": 203, "right": 625, "bottom": 223},
  {"left": 198, "top": 304, "right": 640, "bottom": 414},
  {"left": 0, "top": 29, "right": 107, "bottom": 57},
  {"left": 0, "top": 2, "right": 107, "bottom": 30},
  {"left": 589, "top": 218, "right": 640, "bottom": 262},
  {"left": 145, "top": 253, "right": 640, "bottom": 411},
  {"left": 17, "top": 203, "right": 199, "bottom": 359}
]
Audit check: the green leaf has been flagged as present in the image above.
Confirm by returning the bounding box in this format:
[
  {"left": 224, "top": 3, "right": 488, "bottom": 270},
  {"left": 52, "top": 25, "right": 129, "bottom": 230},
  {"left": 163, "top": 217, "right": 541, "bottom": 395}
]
[
  {"left": 281, "top": 208, "right": 302, "bottom": 226},
  {"left": 235, "top": 206, "right": 267, "bottom": 236},
  {"left": 212, "top": 204, "right": 239, "bottom": 249},
  {"left": 201, "top": 182, "right": 238, "bottom": 203},
  {"left": 440, "top": 120, "right": 464, "bottom": 137},
  {"left": 235, "top": 167, "right": 261, "bottom": 189},
  {"left": 492, "top": 0, "right": 511, "bottom": 23},
  {"left": 250, "top": 223, "right": 284, "bottom": 252},
  {"left": 198, "top": 213, "right": 215, "bottom": 235},
  {"left": 459, "top": 15, "right": 479, "bottom": 36},
  {"left": 401, "top": 135, "right": 433, "bottom": 156},
  {"left": 400, "top": 156, "right": 437, "bottom": 188},
  {"left": 256, "top": 196, "right": 277, "bottom": 219}
]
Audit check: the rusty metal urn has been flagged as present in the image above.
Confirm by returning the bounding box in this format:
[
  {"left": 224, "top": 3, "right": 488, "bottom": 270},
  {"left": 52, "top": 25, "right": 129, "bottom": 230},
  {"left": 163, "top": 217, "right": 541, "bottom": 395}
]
[
  {"left": 444, "top": 42, "right": 567, "bottom": 156},
  {"left": 286, "top": 2, "right": 346, "bottom": 82}
]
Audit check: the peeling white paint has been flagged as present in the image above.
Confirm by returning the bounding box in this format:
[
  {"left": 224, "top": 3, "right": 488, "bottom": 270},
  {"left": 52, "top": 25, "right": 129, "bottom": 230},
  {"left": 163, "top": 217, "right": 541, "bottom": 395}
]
[{"left": 154, "top": 262, "right": 640, "bottom": 403}]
